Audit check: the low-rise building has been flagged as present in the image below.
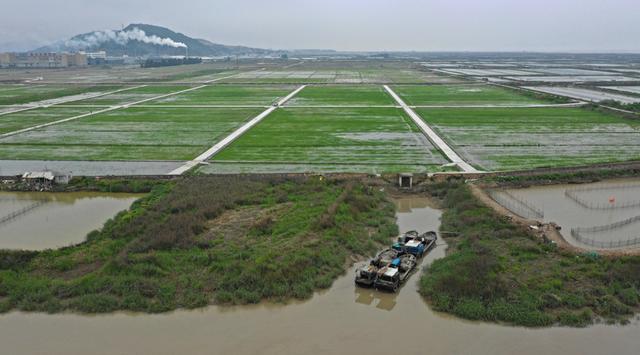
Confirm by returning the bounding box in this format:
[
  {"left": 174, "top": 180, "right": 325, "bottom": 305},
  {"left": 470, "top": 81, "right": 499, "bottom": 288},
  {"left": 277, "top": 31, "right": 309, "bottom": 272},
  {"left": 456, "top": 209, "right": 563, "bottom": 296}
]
[
  {"left": 20, "top": 171, "right": 72, "bottom": 190},
  {"left": 0, "top": 52, "right": 88, "bottom": 68},
  {"left": 84, "top": 51, "right": 107, "bottom": 65}
]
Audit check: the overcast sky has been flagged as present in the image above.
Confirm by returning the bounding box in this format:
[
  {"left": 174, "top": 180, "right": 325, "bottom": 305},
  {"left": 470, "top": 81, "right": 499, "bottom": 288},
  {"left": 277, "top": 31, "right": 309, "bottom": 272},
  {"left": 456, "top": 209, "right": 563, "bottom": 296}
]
[{"left": 1, "top": 0, "right": 639, "bottom": 52}]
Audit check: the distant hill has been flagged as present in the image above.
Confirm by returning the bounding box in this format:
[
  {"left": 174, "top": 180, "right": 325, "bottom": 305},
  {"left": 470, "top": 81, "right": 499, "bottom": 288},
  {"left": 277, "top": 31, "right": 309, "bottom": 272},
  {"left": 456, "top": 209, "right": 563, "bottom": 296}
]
[{"left": 34, "top": 23, "right": 277, "bottom": 57}]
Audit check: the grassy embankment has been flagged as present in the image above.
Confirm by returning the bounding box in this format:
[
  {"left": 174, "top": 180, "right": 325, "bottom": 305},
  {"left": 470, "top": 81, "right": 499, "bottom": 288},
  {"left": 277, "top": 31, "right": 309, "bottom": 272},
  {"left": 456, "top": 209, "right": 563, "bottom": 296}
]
[
  {"left": 487, "top": 165, "right": 640, "bottom": 187},
  {"left": 0, "top": 177, "right": 163, "bottom": 193},
  {"left": 419, "top": 181, "right": 640, "bottom": 327},
  {"left": 0, "top": 176, "right": 397, "bottom": 313}
]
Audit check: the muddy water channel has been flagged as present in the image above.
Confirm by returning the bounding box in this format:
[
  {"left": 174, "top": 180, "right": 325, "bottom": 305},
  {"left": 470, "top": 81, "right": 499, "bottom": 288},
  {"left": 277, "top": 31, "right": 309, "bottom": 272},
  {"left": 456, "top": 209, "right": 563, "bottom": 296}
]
[
  {"left": 0, "top": 196, "right": 639, "bottom": 354},
  {"left": 502, "top": 178, "right": 640, "bottom": 249},
  {"left": 0, "top": 191, "right": 143, "bottom": 250}
]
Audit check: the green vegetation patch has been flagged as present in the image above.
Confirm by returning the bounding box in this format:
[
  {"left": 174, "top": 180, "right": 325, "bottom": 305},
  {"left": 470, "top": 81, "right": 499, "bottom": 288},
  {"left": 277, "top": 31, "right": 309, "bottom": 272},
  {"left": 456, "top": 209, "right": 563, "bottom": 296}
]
[
  {"left": 150, "top": 68, "right": 233, "bottom": 83},
  {"left": 599, "top": 100, "right": 640, "bottom": 114},
  {"left": 198, "top": 162, "right": 448, "bottom": 174},
  {"left": 393, "top": 84, "right": 546, "bottom": 106},
  {"left": 0, "top": 176, "right": 397, "bottom": 313},
  {"left": 0, "top": 85, "right": 121, "bottom": 106},
  {"left": 419, "top": 182, "right": 640, "bottom": 327},
  {"left": 0, "top": 107, "right": 261, "bottom": 161},
  {"left": 286, "top": 85, "right": 395, "bottom": 106},
  {"left": 415, "top": 107, "right": 640, "bottom": 171},
  {"left": 217, "top": 66, "right": 459, "bottom": 85},
  {"left": 149, "top": 85, "right": 295, "bottom": 106},
  {"left": 65, "top": 85, "right": 194, "bottom": 106},
  {"left": 213, "top": 107, "right": 448, "bottom": 173},
  {"left": 0, "top": 107, "right": 93, "bottom": 134}
]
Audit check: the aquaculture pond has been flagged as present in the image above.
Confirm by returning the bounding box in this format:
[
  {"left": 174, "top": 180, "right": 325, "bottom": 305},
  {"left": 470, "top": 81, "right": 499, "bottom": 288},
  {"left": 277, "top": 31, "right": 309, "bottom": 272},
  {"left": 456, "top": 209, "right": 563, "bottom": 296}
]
[
  {"left": 0, "top": 191, "right": 143, "bottom": 250},
  {"left": 500, "top": 178, "right": 640, "bottom": 249}
]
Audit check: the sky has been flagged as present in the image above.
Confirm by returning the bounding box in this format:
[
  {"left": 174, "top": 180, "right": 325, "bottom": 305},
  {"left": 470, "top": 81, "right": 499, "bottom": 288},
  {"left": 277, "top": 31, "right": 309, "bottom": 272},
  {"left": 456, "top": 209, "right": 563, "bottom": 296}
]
[{"left": 1, "top": 0, "right": 639, "bottom": 52}]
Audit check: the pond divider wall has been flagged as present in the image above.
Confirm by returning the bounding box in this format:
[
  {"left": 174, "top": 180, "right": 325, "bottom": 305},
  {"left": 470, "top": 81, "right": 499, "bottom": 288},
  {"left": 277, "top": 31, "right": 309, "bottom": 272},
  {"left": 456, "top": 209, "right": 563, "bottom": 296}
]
[
  {"left": 565, "top": 183, "right": 640, "bottom": 210},
  {"left": 488, "top": 189, "right": 544, "bottom": 219},
  {"left": 571, "top": 214, "right": 640, "bottom": 249}
]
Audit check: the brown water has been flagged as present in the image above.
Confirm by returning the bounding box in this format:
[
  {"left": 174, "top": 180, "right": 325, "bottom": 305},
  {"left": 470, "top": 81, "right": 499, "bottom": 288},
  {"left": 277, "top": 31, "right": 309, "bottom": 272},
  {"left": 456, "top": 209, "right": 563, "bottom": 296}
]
[
  {"left": 504, "top": 178, "right": 640, "bottom": 248},
  {"left": 0, "top": 196, "right": 638, "bottom": 354},
  {"left": 0, "top": 191, "right": 143, "bottom": 250}
]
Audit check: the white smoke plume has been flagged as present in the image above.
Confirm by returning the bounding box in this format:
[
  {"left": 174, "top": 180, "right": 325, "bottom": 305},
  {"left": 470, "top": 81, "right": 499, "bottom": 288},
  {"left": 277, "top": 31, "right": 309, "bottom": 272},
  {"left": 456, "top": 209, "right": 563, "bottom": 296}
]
[{"left": 65, "top": 27, "right": 187, "bottom": 49}]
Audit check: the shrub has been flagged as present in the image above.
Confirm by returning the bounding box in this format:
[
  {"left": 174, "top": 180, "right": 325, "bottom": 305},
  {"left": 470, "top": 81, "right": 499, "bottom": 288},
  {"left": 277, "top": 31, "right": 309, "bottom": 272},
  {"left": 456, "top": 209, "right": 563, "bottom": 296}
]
[
  {"left": 617, "top": 288, "right": 639, "bottom": 306},
  {"left": 70, "top": 294, "right": 120, "bottom": 313},
  {"left": 557, "top": 310, "right": 592, "bottom": 327},
  {"left": 453, "top": 299, "right": 487, "bottom": 320}
]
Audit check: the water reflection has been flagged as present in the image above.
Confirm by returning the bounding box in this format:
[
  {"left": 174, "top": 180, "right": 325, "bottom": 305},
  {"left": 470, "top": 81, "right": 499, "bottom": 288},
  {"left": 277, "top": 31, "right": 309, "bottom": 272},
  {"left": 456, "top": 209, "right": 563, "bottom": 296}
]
[
  {"left": 354, "top": 197, "right": 443, "bottom": 312},
  {"left": 393, "top": 196, "right": 434, "bottom": 213},
  {"left": 0, "top": 191, "right": 144, "bottom": 250},
  {"left": 502, "top": 178, "right": 640, "bottom": 248},
  {"left": 353, "top": 263, "right": 399, "bottom": 311}
]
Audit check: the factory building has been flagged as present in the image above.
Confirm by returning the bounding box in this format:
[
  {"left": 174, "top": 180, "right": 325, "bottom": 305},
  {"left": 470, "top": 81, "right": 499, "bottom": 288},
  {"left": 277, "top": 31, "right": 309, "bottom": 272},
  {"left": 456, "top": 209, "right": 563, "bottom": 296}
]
[
  {"left": 84, "top": 51, "right": 107, "bottom": 65},
  {"left": 0, "top": 52, "right": 88, "bottom": 68}
]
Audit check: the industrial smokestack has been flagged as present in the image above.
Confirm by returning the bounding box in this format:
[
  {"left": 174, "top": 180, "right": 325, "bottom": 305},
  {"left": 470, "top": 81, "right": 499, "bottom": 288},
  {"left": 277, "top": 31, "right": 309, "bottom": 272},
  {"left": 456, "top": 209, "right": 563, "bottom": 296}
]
[{"left": 66, "top": 27, "right": 187, "bottom": 50}]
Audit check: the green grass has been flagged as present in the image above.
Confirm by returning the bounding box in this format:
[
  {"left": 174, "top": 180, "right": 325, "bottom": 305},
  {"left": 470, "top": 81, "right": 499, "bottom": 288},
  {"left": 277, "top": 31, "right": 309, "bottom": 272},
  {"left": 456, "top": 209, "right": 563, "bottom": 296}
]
[
  {"left": 0, "top": 107, "right": 94, "bottom": 134},
  {"left": 172, "top": 70, "right": 240, "bottom": 83},
  {"left": 286, "top": 85, "right": 395, "bottom": 106},
  {"left": 600, "top": 100, "right": 640, "bottom": 114},
  {"left": 228, "top": 63, "right": 460, "bottom": 84},
  {"left": 221, "top": 77, "right": 332, "bottom": 84},
  {"left": 65, "top": 85, "right": 193, "bottom": 106},
  {"left": 419, "top": 182, "right": 640, "bottom": 327},
  {"left": 0, "top": 107, "right": 262, "bottom": 161},
  {"left": 0, "top": 176, "right": 397, "bottom": 313},
  {"left": 149, "top": 85, "right": 295, "bottom": 106},
  {"left": 0, "top": 85, "right": 121, "bottom": 105},
  {"left": 138, "top": 68, "right": 231, "bottom": 83},
  {"left": 415, "top": 107, "right": 640, "bottom": 171},
  {"left": 393, "top": 84, "right": 546, "bottom": 106},
  {"left": 213, "top": 107, "right": 447, "bottom": 173}
]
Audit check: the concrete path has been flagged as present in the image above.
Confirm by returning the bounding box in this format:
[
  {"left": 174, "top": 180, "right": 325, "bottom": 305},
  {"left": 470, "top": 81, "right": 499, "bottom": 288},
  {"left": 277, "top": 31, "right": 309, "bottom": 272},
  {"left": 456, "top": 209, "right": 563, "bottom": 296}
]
[
  {"left": 168, "top": 85, "right": 307, "bottom": 175},
  {"left": 383, "top": 85, "right": 479, "bottom": 173},
  {"left": 0, "top": 85, "right": 148, "bottom": 117}
]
